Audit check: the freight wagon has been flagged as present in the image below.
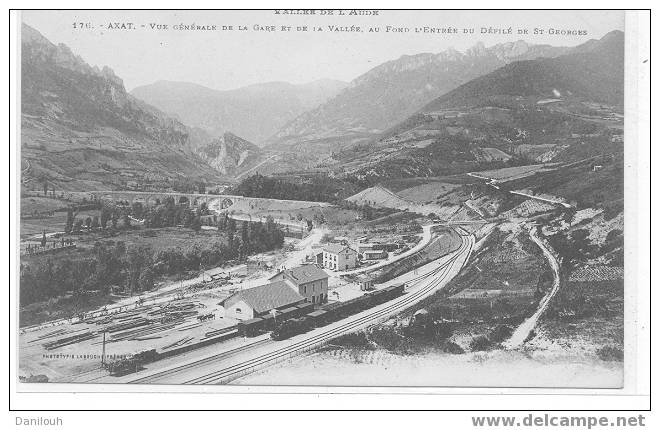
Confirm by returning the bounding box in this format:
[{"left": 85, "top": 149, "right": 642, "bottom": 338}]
[
  {"left": 237, "top": 318, "right": 265, "bottom": 337},
  {"left": 236, "top": 284, "right": 407, "bottom": 341}
]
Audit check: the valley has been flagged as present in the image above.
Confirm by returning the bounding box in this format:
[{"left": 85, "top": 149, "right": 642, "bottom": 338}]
[{"left": 18, "top": 22, "right": 624, "bottom": 387}]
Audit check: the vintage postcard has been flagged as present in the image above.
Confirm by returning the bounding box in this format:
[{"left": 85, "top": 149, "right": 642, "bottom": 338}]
[{"left": 15, "top": 9, "right": 634, "bottom": 389}]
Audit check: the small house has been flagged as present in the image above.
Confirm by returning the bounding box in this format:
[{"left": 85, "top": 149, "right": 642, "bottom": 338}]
[
  {"left": 356, "top": 275, "right": 375, "bottom": 291},
  {"left": 362, "top": 249, "right": 388, "bottom": 260}
]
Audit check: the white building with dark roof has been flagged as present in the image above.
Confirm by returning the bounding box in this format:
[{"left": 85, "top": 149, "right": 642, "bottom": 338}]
[{"left": 323, "top": 244, "right": 357, "bottom": 271}]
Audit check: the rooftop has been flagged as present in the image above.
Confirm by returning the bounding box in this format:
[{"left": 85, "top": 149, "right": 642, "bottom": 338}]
[
  {"left": 225, "top": 280, "right": 304, "bottom": 314},
  {"left": 323, "top": 244, "right": 356, "bottom": 254},
  {"left": 282, "top": 264, "right": 328, "bottom": 285}
]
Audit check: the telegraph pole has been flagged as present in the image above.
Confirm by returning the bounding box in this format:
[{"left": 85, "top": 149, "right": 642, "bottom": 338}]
[{"left": 101, "top": 331, "right": 106, "bottom": 367}]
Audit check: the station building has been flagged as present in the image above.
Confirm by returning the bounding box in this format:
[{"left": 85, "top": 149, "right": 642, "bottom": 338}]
[
  {"left": 221, "top": 281, "right": 305, "bottom": 321},
  {"left": 269, "top": 264, "right": 329, "bottom": 304}
]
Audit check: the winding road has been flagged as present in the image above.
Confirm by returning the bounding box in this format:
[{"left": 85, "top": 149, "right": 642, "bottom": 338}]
[{"left": 504, "top": 226, "right": 561, "bottom": 348}]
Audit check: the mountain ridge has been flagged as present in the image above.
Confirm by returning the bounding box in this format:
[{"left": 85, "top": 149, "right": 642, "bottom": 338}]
[
  {"left": 325, "top": 30, "right": 624, "bottom": 184},
  {"left": 131, "top": 78, "right": 348, "bottom": 145},
  {"left": 265, "top": 39, "right": 572, "bottom": 153},
  {"left": 20, "top": 23, "right": 264, "bottom": 190}
]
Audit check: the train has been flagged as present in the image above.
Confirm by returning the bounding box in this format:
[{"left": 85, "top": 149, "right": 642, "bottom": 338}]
[
  {"left": 106, "top": 349, "right": 157, "bottom": 376},
  {"left": 239, "top": 283, "right": 406, "bottom": 340},
  {"left": 107, "top": 284, "right": 406, "bottom": 376}
]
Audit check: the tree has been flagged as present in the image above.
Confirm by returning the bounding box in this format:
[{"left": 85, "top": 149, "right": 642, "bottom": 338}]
[
  {"left": 190, "top": 215, "right": 202, "bottom": 232},
  {"left": 100, "top": 207, "right": 110, "bottom": 229},
  {"left": 131, "top": 202, "right": 144, "bottom": 219},
  {"left": 64, "top": 208, "right": 74, "bottom": 233},
  {"left": 182, "top": 209, "right": 194, "bottom": 228},
  {"left": 241, "top": 221, "right": 249, "bottom": 244},
  {"left": 126, "top": 245, "right": 153, "bottom": 295},
  {"left": 93, "top": 241, "right": 125, "bottom": 292},
  {"left": 314, "top": 213, "right": 326, "bottom": 225},
  {"left": 138, "top": 267, "right": 155, "bottom": 292},
  {"left": 238, "top": 241, "right": 246, "bottom": 261}
]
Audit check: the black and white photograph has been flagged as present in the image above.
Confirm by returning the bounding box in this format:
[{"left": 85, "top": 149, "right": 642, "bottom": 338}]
[{"left": 10, "top": 8, "right": 649, "bottom": 403}]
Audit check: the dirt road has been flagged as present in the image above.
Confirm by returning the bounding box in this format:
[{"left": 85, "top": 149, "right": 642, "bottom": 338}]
[{"left": 504, "top": 226, "right": 561, "bottom": 348}]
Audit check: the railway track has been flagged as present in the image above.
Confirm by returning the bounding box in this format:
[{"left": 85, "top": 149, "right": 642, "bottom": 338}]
[
  {"left": 187, "top": 235, "right": 472, "bottom": 385},
  {"left": 130, "top": 231, "right": 473, "bottom": 385},
  {"left": 129, "top": 338, "right": 271, "bottom": 384}
]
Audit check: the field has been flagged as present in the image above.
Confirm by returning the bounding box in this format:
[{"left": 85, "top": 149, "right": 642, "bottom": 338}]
[
  {"left": 20, "top": 209, "right": 100, "bottom": 237},
  {"left": 21, "top": 196, "right": 68, "bottom": 214},
  {"left": 471, "top": 164, "right": 554, "bottom": 182},
  {"left": 380, "top": 174, "right": 477, "bottom": 192},
  {"left": 504, "top": 155, "right": 623, "bottom": 211},
  {"left": 472, "top": 147, "right": 512, "bottom": 162},
  {"left": 514, "top": 143, "right": 558, "bottom": 162},
  {"left": 395, "top": 182, "right": 462, "bottom": 203},
  {"left": 82, "top": 227, "right": 227, "bottom": 250},
  {"left": 241, "top": 205, "right": 361, "bottom": 227},
  {"left": 346, "top": 185, "right": 460, "bottom": 218},
  {"left": 21, "top": 227, "right": 233, "bottom": 269},
  {"left": 223, "top": 198, "right": 327, "bottom": 214}
]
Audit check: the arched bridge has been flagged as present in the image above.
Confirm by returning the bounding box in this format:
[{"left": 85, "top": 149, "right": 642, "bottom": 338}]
[{"left": 65, "top": 191, "right": 330, "bottom": 212}]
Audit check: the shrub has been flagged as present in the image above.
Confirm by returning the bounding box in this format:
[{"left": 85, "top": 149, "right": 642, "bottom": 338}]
[
  {"left": 369, "top": 327, "right": 415, "bottom": 354},
  {"left": 489, "top": 324, "right": 513, "bottom": 343},
  {"left": 332, "top": 332, "right": 372, "bottom": 349},
  {"left": 442, "top": 341, "right": 465, "bottom": 355},
  {"left": 469, "top": 335, "right": 493, "bottom": 352},
  {"left": 524, "top": 330, "right": 536, "bottom": 343},
  {"left": 596, "top": 345, "right": 624, "bottom": 362}
]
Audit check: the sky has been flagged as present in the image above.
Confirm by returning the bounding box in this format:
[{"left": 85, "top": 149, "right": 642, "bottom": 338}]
[{"left": 21, "top": 10, "right": 624, "bottom": 92}]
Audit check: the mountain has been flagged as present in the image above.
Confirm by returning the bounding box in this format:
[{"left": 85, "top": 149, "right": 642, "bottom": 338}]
[
  {"left": 130, "top": 79, "right": 347, "bottom": 145},
  {"left": 328, "top": 31, "right": 624, "bottom": 183},
  {"left": 422, "top": 31, "right": 624, "bottom": 111},
  {"left": 266, "top": 41, "right": 570, "bottom": 154},
  {"left": 196, "top": 132, "right": 263, "bottom": 176},
  {"left": 20, "top": 23, "right": 228, "bottom": 191}
]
